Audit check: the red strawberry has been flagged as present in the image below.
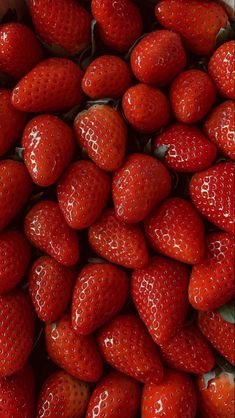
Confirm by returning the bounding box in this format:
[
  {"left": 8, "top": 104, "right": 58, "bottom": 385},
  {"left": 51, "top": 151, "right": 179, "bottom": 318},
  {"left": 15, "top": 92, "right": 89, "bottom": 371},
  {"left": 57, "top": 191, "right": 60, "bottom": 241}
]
[
  {"left": 204, "top": 100, "right": 235, "bottom": 160},
  {"left": 154, "top": 123, "right": 217, "bottom": 172},
  {"left": 208, "top": 40, "right": 235, "bottom": 99},
  {"left": 24, "top": 201, "right": 80, "bottom": 266},
  {"left": 0, "top": 290, "right": 35, "bottom": 377},
  {"left": 82, "top": 55, "right": 132, "bottom": 99},
  {"left": 29, "top": 256, "right": 76, "bottom": 322},
  {"left": 0, "top": 160, "right": 32, "bottom": 232},
  {"left": 97, "top": 314, "right": 164, "bottom": 384},
  {"left": 170, "top": 69, "right": 216, "bottom": 123},
  {"left": 141, "top": 369, "right": 197, "bottom": 418},
  {"left": 155, "top": 0, "right": 228, "bottom": 56},
  {"left": 131, "top": 256, "right": 189, "bottom": 345},
  {"left": 122, "top": 83, "right": 170, "bottom": 133},
  {"left": 88, "top": 208, "right": 149, "bottom": 269},
  {"left": 45, "top": 313, "right": 103, "bottom": 382},
  {"left": 91, "top": 0, "right": 143, "bottom": 52},
  {"left": 0, "top": 229, "right": 31, "bottom": 294},
  {"left": 189, "top": 232, "right": 234, "bottom": 311},
  {"left": 74, "top": 105, "right": 127, "bottom": 172},
  {"left": 190, "top": 162, "right": 234, "bottom": 234},
  {"left": 130, "top": 30, "right": 186, "bottom": 86},
  {"left": 144, "top": 197, "right": 205, "bottom": 264},
  {"left": 72, "top": 262, "right": 129, "bottom": 335},
  {"left": 86, "top": 371, "right": 141, "bottom": 418},
  {"left": 36, "top": 370, "right": 90, "bottom": 418},
  {"left": 11, "top": 58, "right": 84, "bottom": 113},
  {"left": 113, "top": 154, "right": 171, "bottom": 224},
  {"left": 57, "top": 160, "right": 110, "bottom": 229},
  {"left": 30, "top": 0, "right": 91, "bottom": 55}
]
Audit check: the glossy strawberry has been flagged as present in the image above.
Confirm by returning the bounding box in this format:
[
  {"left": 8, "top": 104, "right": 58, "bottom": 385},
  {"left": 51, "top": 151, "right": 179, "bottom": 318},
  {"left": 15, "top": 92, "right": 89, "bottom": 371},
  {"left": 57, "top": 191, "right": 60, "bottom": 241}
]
[{"left": 208, "top": 41, "right": 235, "bottom": 99}]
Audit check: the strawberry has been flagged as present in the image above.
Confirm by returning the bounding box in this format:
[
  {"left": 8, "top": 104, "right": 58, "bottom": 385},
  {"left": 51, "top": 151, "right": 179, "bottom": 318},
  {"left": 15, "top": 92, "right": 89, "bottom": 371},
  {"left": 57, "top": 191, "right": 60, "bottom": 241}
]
[
  {"left": 189, "top": 232, "right": 234, "bottom": 311},
  {"left": 0, "top": 160, "right": 32, "bottom": 232},
  {"left": 36, "top": 370, "right": 90, "bottom": 418},
  {"left": 57, "top": 160, "right": 111, "bottom": 229},
  {"left": 0, "top": 229, "right": 31, "bottom": 294},
  {"left": 82, "top": 55, "right": 132, "bottom": 99},
  {"left": 74, "top": 104, "right": 127, "bottom": 172},
  {"left": 112, "top": 154, "right": 171, "bottom": 224},
  {"left": 208, "top": 40, "right": 235, "bottom": 99},
  {"left": 144, "top": 197, "right": 205, "bottom": 264},
  {"left": 91, "top": 0, "right": 143, "bottom": 52},
  {"left": 204, "top": 100, "right": 235, "bottom": 160},
  {"left": 154, "top": 123, "right": 217, "bottom": 172},
  {"left": 86, "top": 371, "right": 141, "bottom": 418},
  {"left": 11, "top": 58, "right": 84, "bottom": 113},
  {"left": 88, "top": 208, "right": 149, "bottom": 269},
  {"left": 190, "top": 162, "right": 234, "bottom": 234},
  {"left": 45, "top": 313, "right": 103, "bottom": 382},
  {"left": 131, "top": 256, "right": 189, "bottom": 345},
  {"left": 155, "top": 0, "right": 228, "bottom": 56},
  {"left": 24, "top": 201, "right": 80, "bottom": 266},
  {"left": 141, "top": 369, "right": 197, "bottom": 418},
  {"left": 97, "top": 314, "right": 164, "bottom": 384},
  {"left": 122, "top": 83, "right": 170, "bottom": 134},
  {"left": 72, "top": 262, "right": 129, "bottom": 335},
  {"left": 170, "top": 69, "right": 216, "bottom": 123},
  {"left": 29, "top": 256, "right": 76, "bottom": 322},
  {"left": 30, "top": 0, "right": 91, "bottom": 55},
  {"left": 130, "top": 30, "right": 186, "bottom": 86},
  {"left": 0, "top": 290, "right": 35, "bottom": 377},
  {"left": 22, "top": 115, "right": 75, "bottom": 187}
]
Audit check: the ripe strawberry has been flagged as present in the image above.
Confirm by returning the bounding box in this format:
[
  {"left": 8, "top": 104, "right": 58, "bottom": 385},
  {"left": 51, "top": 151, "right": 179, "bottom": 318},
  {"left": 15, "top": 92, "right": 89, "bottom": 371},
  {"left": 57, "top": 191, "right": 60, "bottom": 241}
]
[
  {"left": 74, "top": 105, "right": 127, "bottom": 172},
  {"left": 190, "top": 162, "right": 234, "bottom": 234},
  {"left": 57, "top": 160, "right": 110, "bottom": 229},
  {"left": 45, "top": 314, "right": 103, "bottom": 382},
  {"left": 144, "top": 197, "right": 205, "bottom": 264},
  {"left": 11, "top": 58, "right": 84, "bottom": 113},
  {"left": 154, "top": 123, "right": 217, "bottom": 172},
  {"left": 72, "top": 262, "right": 129, "bottom": 335},
  {"left": 0, "top": 160, "right": 32, "bottom": 232},
  {"left": 208, "top": 40, "right": 235, "bottom": 99},
  {"left": 0, "top": 290, "right": 35, "bottom": 377},
  {"left": 86, "top": 371, "right": 141, "bottom": 418},
  {"left": 189, "top": 232, "right": 234, "bottom": 311},
  {"left": 204, "top": 100, "right": 235, "bottom": 160},
  {"left": 113, "top": 154, "right": 171, "bottom": 224},
  {"left": 24, "top": 201, "right": 80, "bottom": 266},
  {"left": 141, "top": 369, "right": 197, "bottom": 418},
  {"left": 91, "top": 0, "right": 143, "bottom": 52},
  {"left": 82, "top": 55, "right": 132, "bottom": 99},
  {"left": 36, "top": 370, "right": 90, "bottom": 418},
  {"left": 170, "top": 69, "right": 216, "bottom": 123},
  {"left": 130, "top": 30, "right": 186, "bottom": 86},
  {"left": 30, "top": 0, "right": 91, "bottom": 55},
  {"left": 131, "top": 256, "right": 189, "bottom": 345},
  {"left": 155, "top": 0, "right": 228, "bottom": 56},
  {"left": 122, "top": 83, "right": 170, "bottom": 134},
  {"left": 29, "top": 256, "right": 76, "bottom": 322},
  {"left": 22, "top": 115, "right": 75, "bottom": 187},
  {"left": 88, "top": 208, "right": 149, "bottom": 269},
  {"left": 97, "top": 314, "right": 163, "bottom": 384}
]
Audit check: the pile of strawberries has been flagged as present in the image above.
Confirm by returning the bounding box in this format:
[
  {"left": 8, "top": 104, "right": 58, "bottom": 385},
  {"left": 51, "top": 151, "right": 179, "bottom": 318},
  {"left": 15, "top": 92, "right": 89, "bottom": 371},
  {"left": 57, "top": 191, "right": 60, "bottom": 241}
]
[{"left": 0, "top": 0, "right": 234, "bottom": 417}]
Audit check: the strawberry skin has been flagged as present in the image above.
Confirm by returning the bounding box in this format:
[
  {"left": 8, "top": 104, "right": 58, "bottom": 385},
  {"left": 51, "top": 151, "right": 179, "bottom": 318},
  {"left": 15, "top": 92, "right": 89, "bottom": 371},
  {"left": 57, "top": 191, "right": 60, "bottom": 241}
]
[
  {"left": 154, "top": 123, "right": 217, "bottom": 172},
  {"left": 86, "top": 371, "right": 141, "bottom": 418},
  {"left": 88, "top": 208, "right": 149, "bottom": 269},
  {"left": 97, "top": 314, "right": 164, "bottom": 384},
  {"left": 144, "top": 197, "right": 205, "bottom": 264},
  {"left": 208, "top": 41, "right": 235, "bottom": 99},
  {"left": 57, "top": 160, "right": 111, "bottom": 229},
  {"left": 131, "top": 256, "right": 189, "bottom": 345},
  {"left": 113, "top": 154, "right": 171, "bottom": 224}
]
